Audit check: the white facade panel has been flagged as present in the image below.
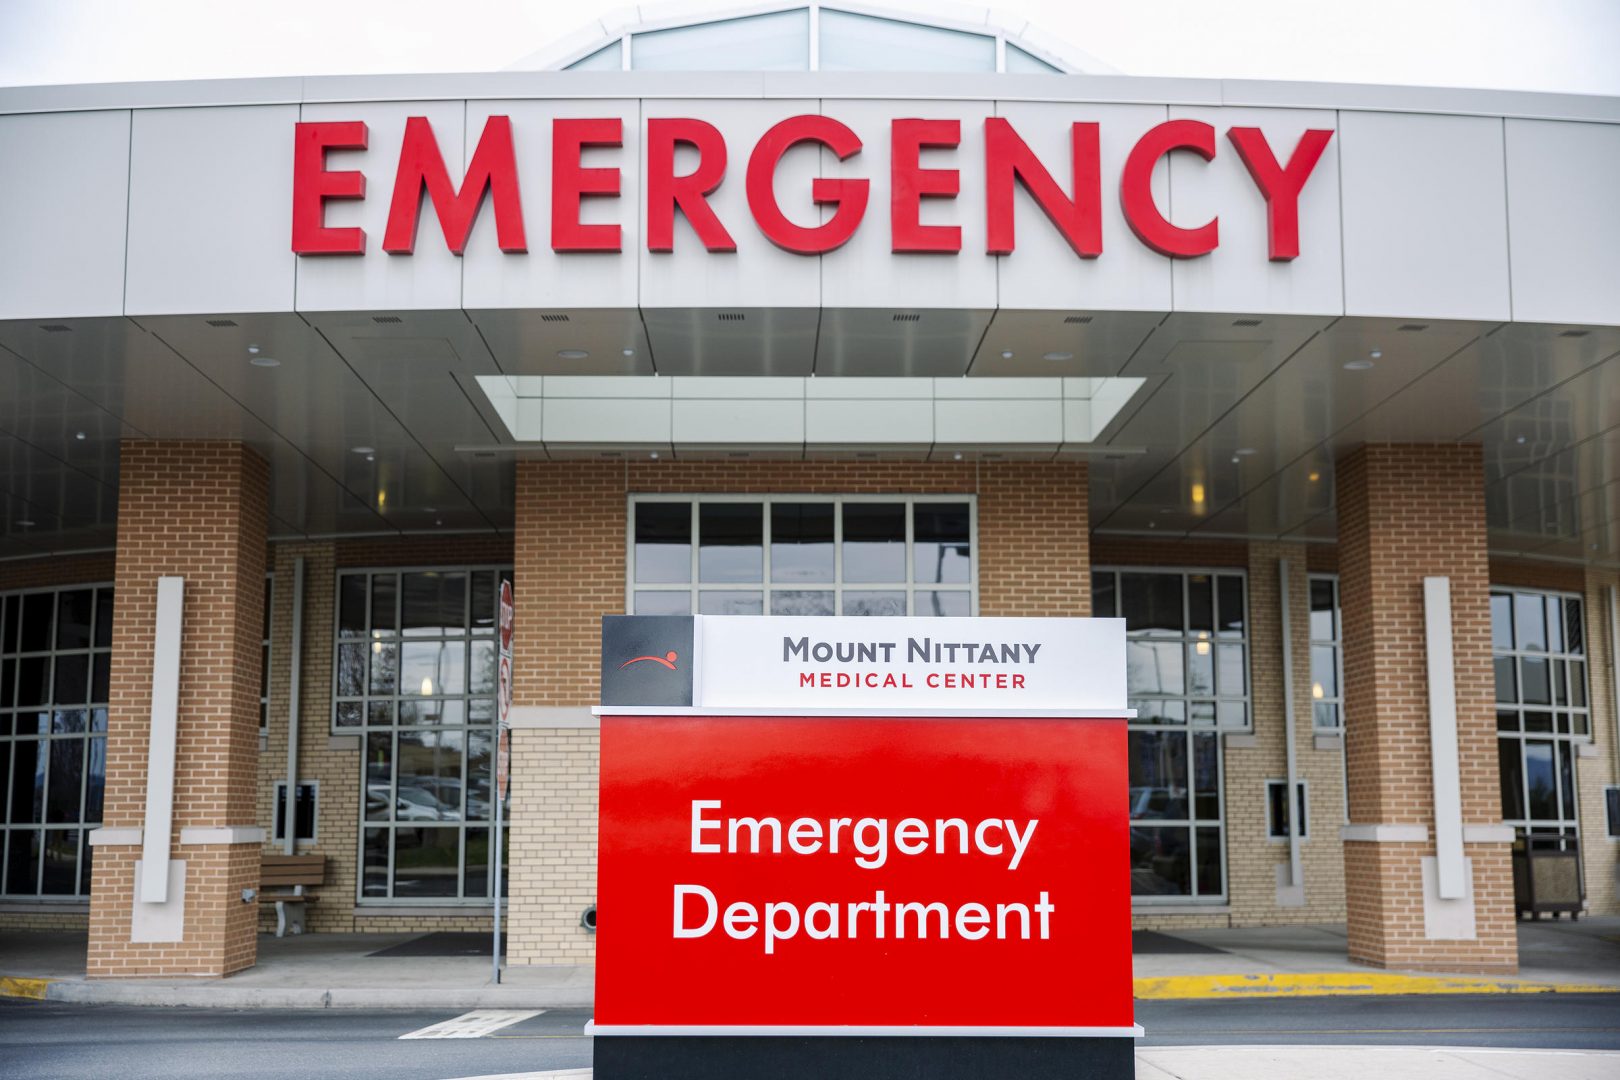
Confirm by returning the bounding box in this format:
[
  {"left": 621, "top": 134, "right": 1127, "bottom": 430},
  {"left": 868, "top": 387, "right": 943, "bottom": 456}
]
[
  {"left": 991, "top": 102, "right": 1172, "bottom": 312},
  {"left": 818, "top": 100, "right": 997, "bottom": 310},
  {"left": 0, "top": 110, "right": 130, "bottom": 320},
  {"left": 462, "top": 98, "right": 640, "bottom": 310},
  {"left": 638, "top": 98, "right": 821, "bottom": 310},
  {"left": 1504, "top": 119, "right": 1620, "bottom": 327},
  {"left": 1339, "top": 111, "right": 1511, "bottom": 321},
  {"left": 125, "top": 105, "right": 298, "bottom": 315},
  {"left": 295, "top": 100, "right": 465, "bottom": 312},
  {"left": 1168, "top": 106, "right": 1343, "bottom": 316}
]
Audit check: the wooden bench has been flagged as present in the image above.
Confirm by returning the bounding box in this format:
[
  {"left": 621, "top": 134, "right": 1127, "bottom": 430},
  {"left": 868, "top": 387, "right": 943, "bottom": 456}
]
[{"left": 260, "top": 854, "right": 326, "bottom": 937}]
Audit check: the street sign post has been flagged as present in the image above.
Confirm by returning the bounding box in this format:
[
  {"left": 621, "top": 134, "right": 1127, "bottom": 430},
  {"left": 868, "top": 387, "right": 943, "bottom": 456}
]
[{"left": 492, "top": 579, "right": 514, "bottom": 985}]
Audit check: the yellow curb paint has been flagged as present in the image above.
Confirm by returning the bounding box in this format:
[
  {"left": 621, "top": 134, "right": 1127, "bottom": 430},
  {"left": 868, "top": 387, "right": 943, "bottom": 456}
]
[
  {"left": 1133, "top": 972, "right": 1620, "bottom": 999},
  {"left": 0, "top": 975, "right": 51, "bottom": 1000}
]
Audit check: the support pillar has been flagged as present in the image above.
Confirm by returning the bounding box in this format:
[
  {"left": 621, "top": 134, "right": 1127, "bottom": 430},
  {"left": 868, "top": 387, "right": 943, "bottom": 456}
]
[
  {"left": 87, "top": 441, "right": 269, "bottom": 978},
  {"left": 1337, "top": 444, "right": 1517, "bottom": 972}
]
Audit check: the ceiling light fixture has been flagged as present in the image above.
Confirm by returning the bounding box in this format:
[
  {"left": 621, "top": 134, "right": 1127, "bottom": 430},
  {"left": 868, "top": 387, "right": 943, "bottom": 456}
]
[
  {"left": 16, "top": 519, "right": 35, "bottom": 527},
  {"left": 1043, "top": 351, "right": 1074, "bottom": 362},
  {"left": 649, "top": 451, "right": 660, "bottom": 460},
  {"left": 1370, "top": 348, "right": 1383, "bottom": 359},
  {"left": 75, "top": 431, "right": 86, "bottom": 441},
  {"left": 953, "top": 451, "right": 964, "bottom": 461},
  {"left": 622, "top": 348, "right": 635, "bottom": 357},
  {"left": 1515, "top": 435, "right": 1527, "bottom": 444},
  {"left": 558, "top": 349, "right": 589, "bottom": 360},
  {"left": 247, "top": 345, "right": 260, "bottom": 354},
  {"left": 1308, "top": 471, "right": 1321, "bottom": 482},
  {"left": 352, "top": 446, "right": 375, "bottom": 455},
  {"left": 1000, "top": 350, "right": 1014, "bottom": 360}
]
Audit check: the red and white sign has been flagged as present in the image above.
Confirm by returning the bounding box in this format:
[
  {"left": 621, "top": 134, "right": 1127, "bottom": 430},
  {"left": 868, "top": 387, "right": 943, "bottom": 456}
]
[
  {"left": 594, "top": 712, "right": 1132, "bottom": 1031},
  {"left": 293, "top": 114, "right": 1331, "bottom": 262},
  {"left": 689, "top": 615, "right": 1125, "bottom": 714},
  {"left": 593, "top": 614, "right": 1133, "bottom": 1037}
]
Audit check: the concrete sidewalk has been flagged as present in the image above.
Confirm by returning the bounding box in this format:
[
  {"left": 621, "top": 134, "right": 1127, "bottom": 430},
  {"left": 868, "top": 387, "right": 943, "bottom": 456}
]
[{"left": 2, "top": 917, "right": 1617, "bottom": 1009}]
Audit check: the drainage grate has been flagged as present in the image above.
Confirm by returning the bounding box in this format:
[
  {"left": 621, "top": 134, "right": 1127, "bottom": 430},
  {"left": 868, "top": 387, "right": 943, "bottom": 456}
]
[
  {"left": 540, "top": 313, "right": 570, "bottom": 323},
  {"left": 717, "top": 312, "right": 746, "bottom": 322},
  {"left": 372, "top": 315, "right": 403, "bottom": 324},
  {"left": 1559, "top": 329, "right": 1590, "bottom": 338},
  {"left": 203, "top": 318, "right": 237, "bottom": 328},
  {"left": 39, "top": 324, "right": 72, "bottom": 333},
  {"left": 1398, "top": 323, "right": 1429, "bottom": 332},
  {"left": 1064, "top": 315, "right": 1093, "bottom": 324},
  {"left": 1232, "top": 318, "right": 1262, "bottom": 327},
  {"left": 892, "top": 313, "right": 921, "bottom": 322}
]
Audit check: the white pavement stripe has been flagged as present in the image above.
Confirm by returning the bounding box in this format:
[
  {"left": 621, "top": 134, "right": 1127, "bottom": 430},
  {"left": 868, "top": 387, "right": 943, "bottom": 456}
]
[
  {"left": 439, "top": 1072, "right": 593, "bottom": 1079},
  {"left": 399, "top": 1009, "right": 545, "bottom": 1040}
]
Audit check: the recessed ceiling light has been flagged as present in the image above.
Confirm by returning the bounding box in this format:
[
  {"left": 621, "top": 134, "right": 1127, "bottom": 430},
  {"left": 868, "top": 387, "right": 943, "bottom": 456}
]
[
  {"left": 1343, "top": 358, "right": 1375, "bottom": 371},
  {"left": 1369, "top": 348, "right": 1383, "bottom": 359},
  {"left": 622, "top": 348, "right": 635, "bottom": 357},
  {"left": 250, "top": 356, "right": 280, "bottom": 368},
  {"left": 75, "top": 431, "right": 86, "bottom": 441},
  {"left": 1515, "top": 435, "right": 1527, "bottom": 445},
  {"left": 558, "top": 349, "right": 590, "bottom": 360},
  {"left": 1308, "top": 471, "right": 1321, "bottom": 482},
  {"left": 246, "top": 345, "right": 260, "bottom": 355},
  {"left": 352, "top": 446, "right": 375, "bottom": 455},
  {"left": 366, "top": 454, "right": 375, "bottom": 462},
  {"left": 953, "top": 451, "right": 964, "bottom": 461},
  {"left": 1043, "top": 351, "right": 1074, "bottom": 362},
  {"left": 649, "top": 451, "right": 660, "bottom": 460},
  {"left": 1000, "top": 350, "right": 1014, "bottom": 360}
]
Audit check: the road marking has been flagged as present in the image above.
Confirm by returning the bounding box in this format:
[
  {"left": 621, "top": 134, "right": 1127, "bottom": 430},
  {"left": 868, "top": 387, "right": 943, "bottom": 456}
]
[
  {"left": 400, "top": 1010, "right": 544, "bottom": 1040},
  {"left": 439, "top": 1072, "right": 592, "bottom": 1079}
]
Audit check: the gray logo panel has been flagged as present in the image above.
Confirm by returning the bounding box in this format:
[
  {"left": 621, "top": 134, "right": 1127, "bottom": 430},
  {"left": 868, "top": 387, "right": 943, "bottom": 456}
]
[{"left": 600, "top": 615, "right": 695, "bottom": 706}]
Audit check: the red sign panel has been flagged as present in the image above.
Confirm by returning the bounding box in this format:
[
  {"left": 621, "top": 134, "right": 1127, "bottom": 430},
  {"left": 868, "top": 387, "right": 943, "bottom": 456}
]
[{"left": 595, "top": 714, "right": 1132, "bottom": 1030}]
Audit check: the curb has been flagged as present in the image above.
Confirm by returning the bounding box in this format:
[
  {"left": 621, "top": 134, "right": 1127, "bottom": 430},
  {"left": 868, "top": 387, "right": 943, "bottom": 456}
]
[
  {"left": 2, "top": 975, "right": 591, "bottom": 1010},
  {"left": 0, "top": 976, "right": 52, "bottom": 1001},
  {"left": 1132, "top": 972, "right": 1620, "bottom": 999}
]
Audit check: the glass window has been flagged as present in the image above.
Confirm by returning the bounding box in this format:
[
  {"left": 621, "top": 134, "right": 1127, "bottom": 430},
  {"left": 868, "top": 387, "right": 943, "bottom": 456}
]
[
  {"left": 1491, "top": 587, "right": 1588, "bottom": 840},
  {"left": 632, "top": 10, "right": 810, "bottom": 72},
  {"left": 336, "top": 567, "right": 511, "bottom": 903},
  {"left": 630, "top": 497, "right": 974, "bottom": 617},
  {"left": 1005, "top": 43, "right": 1061, "bottom": 74},
  {"left": 1, "top": 584, "right": 111, "bottom": 898},
  {"left": 1309, "top": 575, "right": 1344, "bottom": 732},
  {"left": 1096, "top": 568, "right": 1245, "bottom": 903},
  {"left": 819, "top": 9, "right": 995, "bottom": 72},
  {"left": 566, "top": 40, "right": 622, "bottom": 71}
]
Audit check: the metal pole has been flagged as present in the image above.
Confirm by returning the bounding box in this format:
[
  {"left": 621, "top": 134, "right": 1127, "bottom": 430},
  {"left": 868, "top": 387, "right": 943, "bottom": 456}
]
[
  {"left": 1279, "top": 558, "right": 1304, "bottom": 893},
  {"left": 1608, "top": 586, "right": 1620, "bottom": 783},
  {"left": 492, "top": 784, "right": 504, "bottom": 984},
  {"left": 283, "top": 556, "right": 305, "bottom": 855}
]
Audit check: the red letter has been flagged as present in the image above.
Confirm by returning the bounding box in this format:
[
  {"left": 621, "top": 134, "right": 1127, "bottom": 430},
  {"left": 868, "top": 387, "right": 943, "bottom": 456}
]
[
  {"left": 746, "top": 115, "right": 868, "bottom": 255},
  {"left": 984, "top": 118, "right": 1101, "bottom": 257},
  {"left": 382, "top": 116, "right": 526, "bottom": 255},
  {"left": 292, "top": 121, "right": 367, "bottom": 254},
  {"left": 551, "top": 117, "right": 622, "bottom": 252},
  {"left": 1120, "top": 119, "right": 1218, "bottom": 258},
  {"left": 647, "top": 118, "right": 735, "bottom": 253},
  {"left": 1227, "top": 127, "right": 1333, "bottom": 260},
  {"left": 891, "top": 118, "right": 961, "bottom": 253}
]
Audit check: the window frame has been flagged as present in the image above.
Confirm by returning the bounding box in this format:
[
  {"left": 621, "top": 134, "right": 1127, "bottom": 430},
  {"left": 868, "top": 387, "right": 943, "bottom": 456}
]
[
  {"left": 626, "top": 494, "right": 978, "bottom": 618},
  {"left": 1095, "top": 566, "right": 1247, "bottom": 906},
  {"left": 1307, "top": 573, "right": 1345, "bottom": 734},
  {"left": 1491, "top": 585, "right": 1591, "bottom": 841},
  {"left": 332, "top": 564, "right": 512, "bottom": 907},
  {"left": 0, "top": 581, "right": 114, "bottom": 900},
  {"left": 271, "top": 779, "right": 319, "bottom": 845}
]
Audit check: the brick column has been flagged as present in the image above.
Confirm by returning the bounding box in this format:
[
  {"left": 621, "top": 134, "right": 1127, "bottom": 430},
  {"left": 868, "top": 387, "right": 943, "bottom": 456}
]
[
  {"left": 1337, "top": 444, "right": 1517, "bottom": 973},
  {"left": 87, "top": 441, "right": 269, "bottom": 978}
]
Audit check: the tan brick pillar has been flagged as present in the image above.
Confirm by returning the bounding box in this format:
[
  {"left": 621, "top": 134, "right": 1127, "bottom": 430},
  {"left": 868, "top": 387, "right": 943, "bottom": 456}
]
[
  {"left": 1337, "top": 444, "right": 1517, "bottom": 973},
  {"left": 506, "top": 461, "right": 621, "bottom": 966},
  {"left": 87, "top": 441, "right": 269, "bottom": 978},
  {"left": 977, "top": 461, "right": 1090, "bottom": 617}
]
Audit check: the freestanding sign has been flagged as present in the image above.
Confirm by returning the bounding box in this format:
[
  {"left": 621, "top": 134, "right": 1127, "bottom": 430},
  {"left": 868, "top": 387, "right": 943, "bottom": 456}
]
[{"left": 590, "top": 615, "right": 1137, "bottom": 1080}]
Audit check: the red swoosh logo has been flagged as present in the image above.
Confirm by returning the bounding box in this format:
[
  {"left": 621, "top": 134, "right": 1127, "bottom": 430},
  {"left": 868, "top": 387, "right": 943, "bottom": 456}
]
[{"left": 621, "top": 650, "right": 679, "bottom": 670}]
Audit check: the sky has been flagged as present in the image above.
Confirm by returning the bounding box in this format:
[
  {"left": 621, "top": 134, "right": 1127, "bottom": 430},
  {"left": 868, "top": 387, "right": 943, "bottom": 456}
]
[{"left": 1, "top": 0, "right": 1618, "bottom": 95}]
